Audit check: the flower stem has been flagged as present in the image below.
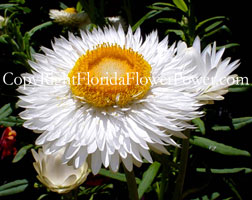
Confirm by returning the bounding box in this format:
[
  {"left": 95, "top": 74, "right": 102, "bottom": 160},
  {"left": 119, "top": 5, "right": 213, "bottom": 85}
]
[
  {"left": 172, "top": 130, "right": 190, "bottom": 200},
  {"left": 123, "top": 164, "right": 139, "bottom": 200},
  {"left": 159, "top": 167, "right": 168, "bottom": 200}
]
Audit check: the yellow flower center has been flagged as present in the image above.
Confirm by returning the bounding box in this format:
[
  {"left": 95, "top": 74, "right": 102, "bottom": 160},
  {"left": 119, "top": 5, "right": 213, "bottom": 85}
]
[
  {"left": 64, "top": 8, "right": 77, "bottom": 14},
  {"left": 68, "top": 44, "right": 152, "bottom": 107}
]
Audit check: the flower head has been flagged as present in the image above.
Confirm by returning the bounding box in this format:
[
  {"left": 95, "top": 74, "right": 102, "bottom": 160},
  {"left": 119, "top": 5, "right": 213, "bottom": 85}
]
[
  {"left": 178, "top": 37, "right": 240, "bottom": 104},
  {"left": 0, "top": 127, "right": 17, "bottom": 159},
  {"left": 32, "top": 148, "right": 89, "bottom": 194},
  {"left": 49, "top": 8, "right": 90, "bottom": 28},
  {"left": 18, "top": 26, "right": 204, "bottom": 174},
  {"left": 0, "top": 15, "right": 8, "bottom": 30},
  {"left": 0, "top": 15, "right": 4, "bottom": 28},
  {"left": 106, "top": 16, "right": 127, "bottom": 30}
]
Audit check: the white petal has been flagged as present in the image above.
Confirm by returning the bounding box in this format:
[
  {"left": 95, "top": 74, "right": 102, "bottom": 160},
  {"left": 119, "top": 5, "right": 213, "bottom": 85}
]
[{"left": 91, "top": 150, "right": 102, "bottom": 175}]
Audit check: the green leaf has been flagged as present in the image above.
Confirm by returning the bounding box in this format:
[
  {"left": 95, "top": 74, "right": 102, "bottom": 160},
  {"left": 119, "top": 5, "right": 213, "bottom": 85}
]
[
  {"left": 172, "top": 0, "right": 188, "bottom": 13},
  {"left": 192, "top": 118, "right": 206, "bottom": 135},
  {"left": 153, "top": 2, "right": 175, "bottom": 8},
  {"left": 229, "top": 83, "right": 252, "bottom": 93},
  {"left": 9, "top": 0, "right": 25, "bottom": 4},
  {"left": 18, "top": 6, "right": 31, "bottom": 14},
  {"left": 156, "top": 18, "right": 177, "bottom": 24},
  {"left": 0, "top": 35, "right": 8, "bottom": 44},
  {"left": 197, "top": 167, "right": 252, "bottom": 174},
  {"left": 212, "top": 117, "right": 252, "bottom": 131},
  {"left": 216, "top": 43, "right": 240, "bottom": 50},
  {"left": 223, "top": 178, "right": 242, "bottom": 200},
  {"left": 0, "top": 116, "right": 25, "bottom": 127},
  {"left": 79, "top": 184, "right": 113, "bottom": 197},
  {"left": 12, "top": 144, "right": 34, "bottom": 163},
  {"left": 37, "top": 194, "right": 48, "bottom": 200},
  {"left": 165, "top": 29, "right": 185, "bottom": 40},
  {"left": 0, "top": 103, "right": 15, "bottom": 119},
  {"left": 211, "top": 125, "right": 230, "bottom": 131},
  {"left": 138, "top": 161, "right": 161, "bottom": 199},
  {"left": 196, "top": 16, "right": 225, "bottom": 30},
  {"left": 99, "top": 169, "right": 141, "bottom": 184},
  {"left": 30, "top": 46, "right": 36, "bottom": 56},
  {"left": 191, "top": 192, "right": 221, "bottom": 200},
  {"left": 12, "top": 51, "right": 28, "bottom": 59},
  {"left": 59, "top": 2, "right": 68, "bottom": 10},
  {"left": 210, "top": 192, "right": 221, "bottom": 200},
  {"left": 0, "top": 179, "right": 28, "bottom": 197},
  {"left": 6, "top": 37, "right": 20, "bottom": 51},
  {"left": 132, "top": 10, "right": 161, "bottom": 31},
  {"left": 13, "top": 21, "right": 24, "bottom": 50},
  {"left": 190, "top": 136, "right": 251, "bottom": 157},
  {"left": 76, "top": 1, "right": 83, "bottom": 12},
  {"left": 147, "top": 5, "right": 173, "bottom": 12},
  {"left": 204, "top": 21, "right": 223, "bottom": 33},
  {"left": 202, "top": 25, "right": 230, "bottom": 40},
  {"left": 0, "top": 179, "right": 27, "bottom": 190},
  {"left": 233, "top": 117, "right": 252, "bottom": 124},
  {"left": 26, "top": 21, "right": 53, "bottom": 38},
  {"left": 0, "top": 4, "right": 17, "bottom": 10}
]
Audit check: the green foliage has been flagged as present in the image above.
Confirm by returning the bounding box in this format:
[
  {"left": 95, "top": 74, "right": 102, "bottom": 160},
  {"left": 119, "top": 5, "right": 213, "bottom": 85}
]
[
  {"left": 0, "top": 3, "right": 30, "bottom": 13},
  {"left": 26, "top": 21, "right": 53, "bottom": 38},
  {"left": 138, "top": 161, "right": 161, "bottom": 199},
  {"left": 99, "top": 168, "right": 141, "bottom": 184},
  {"left": 196, "top": 167, "right": 252, "bottom": 174},
  {"left": 0, "top": 115, "right": 25, "bottom": 126},
  {"left": 172, "top": 0, "right": 188, "bottom": 13},
  {"left": 212, "top": 117, "right": 252, "bottom": 131},
  {"left": 78, "top": 184, "right": 113, "bottom": 199},
  {"left": 192, "top": 118, "right": 206, "bottom": 135},
  {"left": 191, "top": 192, "right": 222, "bottom": 200},
  {"left": 133, "top": 0, "right": 234, "bottom": 46},
  {"left": 0, "top": 103, "right": 24, "bottom": 126},
  {"left": 0, "top": 179, "right": 28, "bottom": 197},
  {"left": 132, "top": 10, "right": 162, "bottom": 31},
  {"left": 190, "top": 136, "right": 250, "bottom": 157},
  {"left": 12, "top": 144, "right": 33, "bottom": 163},
  {"left": 0, "top": 3, "right": 52, "bottom": 71},
  {"left": 229, "top": 83, "right": 252, "bottom": 92},
  {"left": 0, "top": 103, "right": 22, "bottom": 126},
  {"left": 0, "top": 103, "right": 15, "bottom": 119}
]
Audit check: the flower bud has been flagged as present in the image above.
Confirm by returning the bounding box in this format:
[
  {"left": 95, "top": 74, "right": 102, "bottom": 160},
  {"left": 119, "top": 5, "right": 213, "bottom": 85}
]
[{"left": 32, "top": 148, "right": 89, "bottom": 194}]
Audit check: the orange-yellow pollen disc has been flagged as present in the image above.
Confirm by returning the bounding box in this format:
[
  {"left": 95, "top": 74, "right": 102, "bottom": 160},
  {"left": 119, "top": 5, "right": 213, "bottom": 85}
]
[
  {"left": 68, "top": 44, "right": 152, "bottom": 107},
  {"left": 64, "top": 8, "right": 77, "bottom": 14}
]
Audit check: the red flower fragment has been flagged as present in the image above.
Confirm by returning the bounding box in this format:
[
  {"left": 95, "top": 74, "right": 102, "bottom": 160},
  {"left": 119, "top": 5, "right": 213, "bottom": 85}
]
[{"left": 0, "top": 127, "right": 17, "bottom": 159}]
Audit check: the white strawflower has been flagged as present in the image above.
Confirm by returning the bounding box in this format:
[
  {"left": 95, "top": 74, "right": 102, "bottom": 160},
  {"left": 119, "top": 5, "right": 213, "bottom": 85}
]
[
  {"left": 49, "top": 8, "right": 91, "bottom": 28},
  {"left": 177, "top": 37, "right": 240, "bottom": 103},
  {"left": 107, "top": 16, "right": 127, "bottom": 30},
  {"left": 0, "top": 15, "right": 6, "bottom": 29},
  {"left": 18, "top": 26, "right": 202, "bottom": 174},
  {"left": 32, "top": 148, "right": 89, "bottom": 194}
]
